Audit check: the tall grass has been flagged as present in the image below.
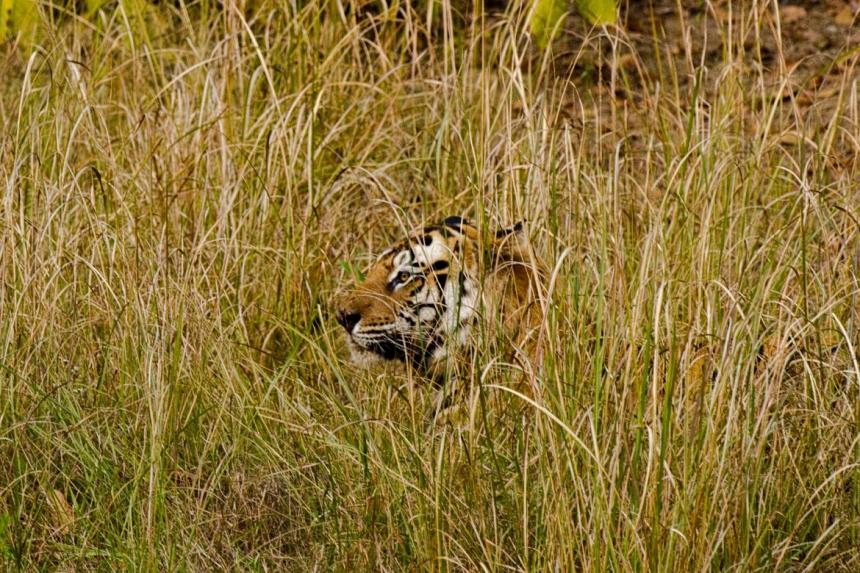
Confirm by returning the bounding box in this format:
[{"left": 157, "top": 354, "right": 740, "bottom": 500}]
[{"left": 1, "top": 0, "right": 858, "bottom": 570}]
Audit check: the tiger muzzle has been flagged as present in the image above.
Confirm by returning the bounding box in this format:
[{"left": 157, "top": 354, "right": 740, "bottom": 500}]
[{"left": 335, "top": 309, "right": 361, "bottom": 333}]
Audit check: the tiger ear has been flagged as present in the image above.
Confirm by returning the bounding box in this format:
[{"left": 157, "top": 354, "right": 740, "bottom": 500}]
[
  {"left": 442, "top": 216, "right": 481, "bottom": 241},
  {"left": 494, "top": 221, "right": 523, "bottom": 239},
  {"left": 490, "top": 221, "right": 530, "bottom": 261},
  {"left": 442, "top": 216, "right": 532, "bottom": 261}
]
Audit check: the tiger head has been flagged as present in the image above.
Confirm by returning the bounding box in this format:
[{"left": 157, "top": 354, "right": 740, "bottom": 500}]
[{"left": 334, "top": 216, "right": 541, "bottom": 376}]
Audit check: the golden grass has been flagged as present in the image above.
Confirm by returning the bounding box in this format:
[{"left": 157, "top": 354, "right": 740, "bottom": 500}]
[{"left": 0, "top": 1, "right": 858, "bottom": 570}]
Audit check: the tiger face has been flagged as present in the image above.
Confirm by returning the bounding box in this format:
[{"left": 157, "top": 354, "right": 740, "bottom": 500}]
[{"left": 335, "top": 216, "right": 542, "bottom": 377}]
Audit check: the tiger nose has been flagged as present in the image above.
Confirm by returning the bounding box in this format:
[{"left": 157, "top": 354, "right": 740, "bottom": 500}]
[{"left": 336, "top": 310, "right": 361, "bottom": 333}]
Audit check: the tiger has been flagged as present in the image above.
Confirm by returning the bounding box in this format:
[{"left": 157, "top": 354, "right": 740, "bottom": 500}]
[{"left": 334, "top": 216, "right": 546, "bottom": 418}]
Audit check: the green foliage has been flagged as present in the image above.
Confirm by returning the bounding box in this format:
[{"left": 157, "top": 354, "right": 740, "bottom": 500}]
[
  {"left": 530, "top": 0, "right": 617, "bottom": 49},
  {"left": 530, "top": 0, "right": 568, "bottom": 49},
  {"left": 0, "top": 0, "right": 38, "bottom": 45},
  {"left": 577, "top": 0, "right": 617, "bottom": 25},
  {"left": 119, "top": 0, "right": 159, "bottom": 46},
  {"left": 0, "top": 0, "right": 160, "bottom": 48},
  {"left": 85, "top": 0, "right": 109, "bottom": 17},
  {"left": 340, "top": 261, "right": 366, "bottom": 282}
]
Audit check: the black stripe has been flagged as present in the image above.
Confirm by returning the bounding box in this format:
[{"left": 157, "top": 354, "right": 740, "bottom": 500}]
[
  {"left": 495, "top": 221, "right": 523, "bottom": 238},
  {"left": 435, "top": 273, "right": 448, "bottom": 290},
  {"left": 442, "top": 216, "right": 467, "bottom": 230}
]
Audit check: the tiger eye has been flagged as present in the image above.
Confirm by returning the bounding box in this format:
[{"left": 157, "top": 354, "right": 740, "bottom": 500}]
[{"left": 398, "top": 271, "right": 410, "bottom": 283}]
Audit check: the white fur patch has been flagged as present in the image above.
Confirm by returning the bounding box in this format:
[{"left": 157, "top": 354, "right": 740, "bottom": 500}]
[
  {"left": 419, "top": 306, "right": 436, "bottom": 322},
  {"left": 412, "top": 239, "right": 451, "bottom": 267},
  {"left": 393, "top": 250, "right": 412, "bottom": 268},
  {"left": 347, "top": 339, "right": 382, "bottom": 365}
]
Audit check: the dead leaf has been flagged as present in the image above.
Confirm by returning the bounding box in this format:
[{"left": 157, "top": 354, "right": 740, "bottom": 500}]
[
  {"left": 615, "top": 53, "right": 638, "bottom": 70},
  {"left": 45, "top": 489, "right": 75, "bottom": 535},
  {"left": 780, "top": 5, "right": 807, "bottom": 24},
  {"left": 816, "top": 87, "right": 840, "bottom": 99},
  {"left": 834, "top": 7, "right": 856, "bottom": 27},
  {"left": 778, "top": 131, "right": 818, "bottom": 150}
]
